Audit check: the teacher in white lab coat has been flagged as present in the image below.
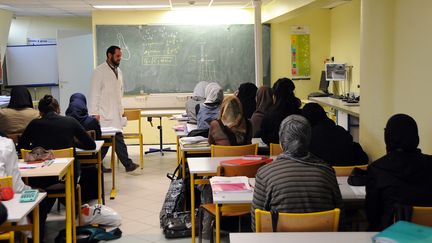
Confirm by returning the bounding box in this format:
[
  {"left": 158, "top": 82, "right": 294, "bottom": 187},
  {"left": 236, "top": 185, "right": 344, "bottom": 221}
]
[{"left": 90, "top": 45, "right": 139, "bottom": 172}]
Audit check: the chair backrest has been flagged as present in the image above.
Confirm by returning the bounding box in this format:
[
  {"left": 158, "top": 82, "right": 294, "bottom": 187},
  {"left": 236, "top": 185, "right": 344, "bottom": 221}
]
[
  {"left": 269, "top": 143, "right": 282, "bottom": 156},
  {"left": 255, "top": 208, "right": 340, "bottom": 232},
  {"left": 21, "top": 147, "right": 74, "bottom": 159},
  {"left": 412, "top": 206, "right": 432, "bottom": 227},
  {"left": 217, "top": 162, "right": 265, "bottom": 178},
  {"left": 123, "top": 109, "right": 142, "bottom": 133},
  {"left": 0, "top": 176, "right": 13, "bottom": 189},
  {"left": 332, "top": 164, "right": 368, "bottom": 176},
  {"left": 211, "top": 144, "right": 258, "bottom": 157}
]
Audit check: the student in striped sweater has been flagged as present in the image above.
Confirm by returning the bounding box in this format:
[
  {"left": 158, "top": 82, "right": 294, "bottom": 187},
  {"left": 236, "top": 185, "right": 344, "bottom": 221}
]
[{"left": 251, "top": 115, "right": 343, "bottom": 231}]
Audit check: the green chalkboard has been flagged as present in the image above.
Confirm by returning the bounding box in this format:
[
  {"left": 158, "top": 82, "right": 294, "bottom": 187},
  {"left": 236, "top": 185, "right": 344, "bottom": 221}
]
[{"left": 96, "top": 25, "right": 270, "bottom": 94}]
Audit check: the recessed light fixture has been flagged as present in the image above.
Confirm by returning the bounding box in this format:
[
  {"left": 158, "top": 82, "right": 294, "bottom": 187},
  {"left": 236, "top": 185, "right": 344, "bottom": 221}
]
[{"left": 93, "top": 5, "right": 170, "bottom": 9}]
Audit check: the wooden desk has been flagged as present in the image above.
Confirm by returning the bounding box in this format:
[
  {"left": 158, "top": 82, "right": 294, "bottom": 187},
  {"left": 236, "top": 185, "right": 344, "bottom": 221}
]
[
  {"left": 101, "top": 127, "right": 122, "bottom": 200},
  {"left": 229, "top": 232, "right": 377, "bottom": 243},
  {"left": 187, "top": 156, "right": 366, "bottom": 243},
  {"left": 20, "top": 157, "right": 75, "bottom": 243},
  {"left": 141, "top": 109, "right": 185, "bottom": 155},
  {"left": 0, "top": 193, "right": 47, "bottom": 243},
  {"left": 76, "top": 140, "right": 105, "bottom": 204}
]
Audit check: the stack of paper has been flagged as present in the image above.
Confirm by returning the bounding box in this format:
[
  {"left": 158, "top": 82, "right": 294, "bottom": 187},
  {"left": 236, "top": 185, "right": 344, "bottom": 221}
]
[
  {"left": 171, "top": 114, "right": 189, "bottom": 121},
  {"left": 210, "top": 176, "right": 252, "bottom": 193},
  {"left": 179, "top": 136, "right": 209, "bottom": 148},
  {"left": 101, "top": 127, "right": 122, "bottom": 134}
]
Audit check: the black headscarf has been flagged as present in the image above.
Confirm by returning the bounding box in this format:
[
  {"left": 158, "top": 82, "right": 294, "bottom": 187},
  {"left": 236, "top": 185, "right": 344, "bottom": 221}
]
[
  {"left": 384, "top": 114, "right": 419, "bottom": 153},
  {"left": 272, "top": 78, "right": 301, "bottom": 114},
  {"left": 65, "top": 93, "right": 93, "bottom": 127},
  {"left": 7, "top": 86, "right": 33, "bottom": 109},
  {"left": 237, "top": 82, "right": 257, "bottom": 119},
  {"left": 302, "top": 103, "right": 328, "bottom": 126}
]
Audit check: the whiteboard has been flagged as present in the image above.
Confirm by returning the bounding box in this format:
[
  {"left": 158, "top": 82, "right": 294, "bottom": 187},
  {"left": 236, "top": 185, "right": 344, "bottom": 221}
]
[{"left": 5, "top": 45, "right": 59, "bottom": 86}]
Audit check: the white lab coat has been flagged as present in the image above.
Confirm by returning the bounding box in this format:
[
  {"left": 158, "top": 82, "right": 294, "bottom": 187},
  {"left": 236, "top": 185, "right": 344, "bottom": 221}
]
[
  {"left": 0, "top": 137, "right": 31, "bottom": 193},
  {"left": 90, "top": 62, "right": 125, "bottom": 130}
]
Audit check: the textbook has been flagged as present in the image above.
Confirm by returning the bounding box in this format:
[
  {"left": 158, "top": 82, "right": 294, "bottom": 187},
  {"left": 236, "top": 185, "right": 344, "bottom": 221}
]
[
  {"left": 210, "top": 176, "right": 252, "bottom": 193},
  {"left": 373, "top": 221, "right": 432, "bottom": 243}
]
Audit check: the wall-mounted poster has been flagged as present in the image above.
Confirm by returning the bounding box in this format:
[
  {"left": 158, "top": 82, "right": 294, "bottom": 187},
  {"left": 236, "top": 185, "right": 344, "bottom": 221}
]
[{"left": 291, "top": 26, "right": 310, "bottom": 80}]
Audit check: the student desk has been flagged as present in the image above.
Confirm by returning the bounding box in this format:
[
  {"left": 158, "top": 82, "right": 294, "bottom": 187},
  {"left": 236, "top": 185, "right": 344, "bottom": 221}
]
[
  {"left": 20, "top": 157, "right": 76, "bottom": 243},
  {"left": 173, "top": 122, "right": 197, "bottom": 170},
  {"left": 179, "top": 138, "right": 268, "bottom": 179},
  {"left": 76, "top": 140, "right": 105, "bottom": 204},
  {"left": 101, "top": 127, "right": 121, "bottom": 200},
  {"left": 187, "top": 157, "right": 366, "bottom": 243},
  {"left": 0, "top": 192, "right": 46, "bottom": 243},
  {"left": 141, "top": 109, "right": 185, "bottom": 155},
  {"left": 308, "top": 97, "right": 360, "bottom": 142},
  {"left": 229, "top": 232, "right": 377, "bottom": 243}
]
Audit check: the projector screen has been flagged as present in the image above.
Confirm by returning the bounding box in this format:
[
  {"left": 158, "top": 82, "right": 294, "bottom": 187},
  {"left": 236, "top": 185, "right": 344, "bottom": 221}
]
[{"left": 5, "top": 45, "right": 58, "bottom": 86}]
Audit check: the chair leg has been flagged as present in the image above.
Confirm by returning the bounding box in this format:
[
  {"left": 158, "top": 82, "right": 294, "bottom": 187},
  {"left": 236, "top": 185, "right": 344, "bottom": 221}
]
[{"left": 139, "top": 136, "right": 144, "bottom": 169}]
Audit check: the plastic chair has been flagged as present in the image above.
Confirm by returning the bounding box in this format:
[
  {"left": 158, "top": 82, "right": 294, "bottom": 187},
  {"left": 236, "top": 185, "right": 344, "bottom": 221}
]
[
  {"left": 20, "top": 148, "right": 82, "bottom": 225},
  {"left": 198, "top": 162, "right": 265, "bottom": 243},
  {"left": 210, "top": 144, "right": 258, "bottom": 157},
  {"left": 333, "top": 164, "right": 368, "bottom": 176},
  {"left": 123, "top": 109, "right": 144, "bottom": 169},
  {"left": 269, "top": 143, "right": 282, "bottom": 156},
  {"left": 0, "top": 176, "right": 14, "bottom": 243},
  {"left": 255, "top": 208, "right": 340, "bottom": 232}
]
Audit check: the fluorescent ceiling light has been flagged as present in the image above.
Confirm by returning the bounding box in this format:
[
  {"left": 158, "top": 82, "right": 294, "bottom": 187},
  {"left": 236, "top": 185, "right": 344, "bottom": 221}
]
[{"left": 93, "top": 5, "right": 170, "bottom": 9}]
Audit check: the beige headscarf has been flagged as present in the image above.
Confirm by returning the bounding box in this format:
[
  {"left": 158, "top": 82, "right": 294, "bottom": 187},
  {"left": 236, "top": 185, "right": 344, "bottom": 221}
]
[{"left": 220, "top": 96, "right": 247, "bottom": 135}]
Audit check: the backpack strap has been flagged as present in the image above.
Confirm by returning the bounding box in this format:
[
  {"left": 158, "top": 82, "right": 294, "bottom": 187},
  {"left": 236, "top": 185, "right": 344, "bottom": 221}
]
[{"left": 270, "top": 210, "right": 279, "bottom": 232}]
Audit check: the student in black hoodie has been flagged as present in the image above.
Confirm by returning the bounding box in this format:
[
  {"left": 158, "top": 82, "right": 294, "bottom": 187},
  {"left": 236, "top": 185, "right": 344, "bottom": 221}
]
[
  {"left": 366, "top": 114, "right": 432, "bottom": 231},
  {"left": 302, "top": 102, "right": 368, "bottom": 166},
  {"left": 260, "top": 78, "right": 301, "bottom": 145}
]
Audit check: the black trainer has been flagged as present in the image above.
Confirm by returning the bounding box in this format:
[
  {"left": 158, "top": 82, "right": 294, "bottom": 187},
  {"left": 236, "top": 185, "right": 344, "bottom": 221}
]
[{"left": 125, "top": 163, "right": 139, "bottom": 172}]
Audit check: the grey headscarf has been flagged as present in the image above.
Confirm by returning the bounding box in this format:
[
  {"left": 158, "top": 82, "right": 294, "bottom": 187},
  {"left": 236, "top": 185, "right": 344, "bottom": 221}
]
[
  {"left": 204, "top": 82, "right": 223, "bottom": 104},
  {"left": 193, "top": 81, "right": 209, "bottom": 98},
  {"left": 277, "top": 115, "right": 323, "bottom": 164}
]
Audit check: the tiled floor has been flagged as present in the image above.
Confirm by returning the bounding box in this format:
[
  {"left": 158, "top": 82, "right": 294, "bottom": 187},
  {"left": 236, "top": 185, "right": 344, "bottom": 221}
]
[{"left": 44, "top": 145, "right": 203, "bottom": 243}]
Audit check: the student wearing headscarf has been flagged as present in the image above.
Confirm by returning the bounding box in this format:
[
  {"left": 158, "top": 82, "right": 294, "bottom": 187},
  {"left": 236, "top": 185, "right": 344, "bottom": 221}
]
[
  {"left": 185, "top": 81, "right": 208, "bottom": 124},
  {"left": 302, "top": 103, "right": 368, "bottom": 166},
  {"left": 366, "top": 114, "right": 432, "bottom": 231},
  {"left": 260, "top": 78, "right": 301, "bottom": 145},
  {"left": 236, "top": 82, "right": 257, "bottom": 120},
  {"left": 208, "top": 96, "right": 252, "bottom": 145},
  {"left": 0, "top": 86, "right": 39, "bottom": 134},
  {"left": 250, "top": 86, "right": 273, "bottom": 137},
  {"left": 251, "top": 115, "right": 343, "bottom": 231},
  {"left": 66, "top": 93, "right": 102, "bottom": 139},
  {"left": 196, "top": 82, "right": 223, "bottom": 129}
]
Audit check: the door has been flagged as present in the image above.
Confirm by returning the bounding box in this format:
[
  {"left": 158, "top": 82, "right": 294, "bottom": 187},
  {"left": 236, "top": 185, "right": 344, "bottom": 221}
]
[{"left": 57, "top": 30, "right": 93, "bottom": 115}]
